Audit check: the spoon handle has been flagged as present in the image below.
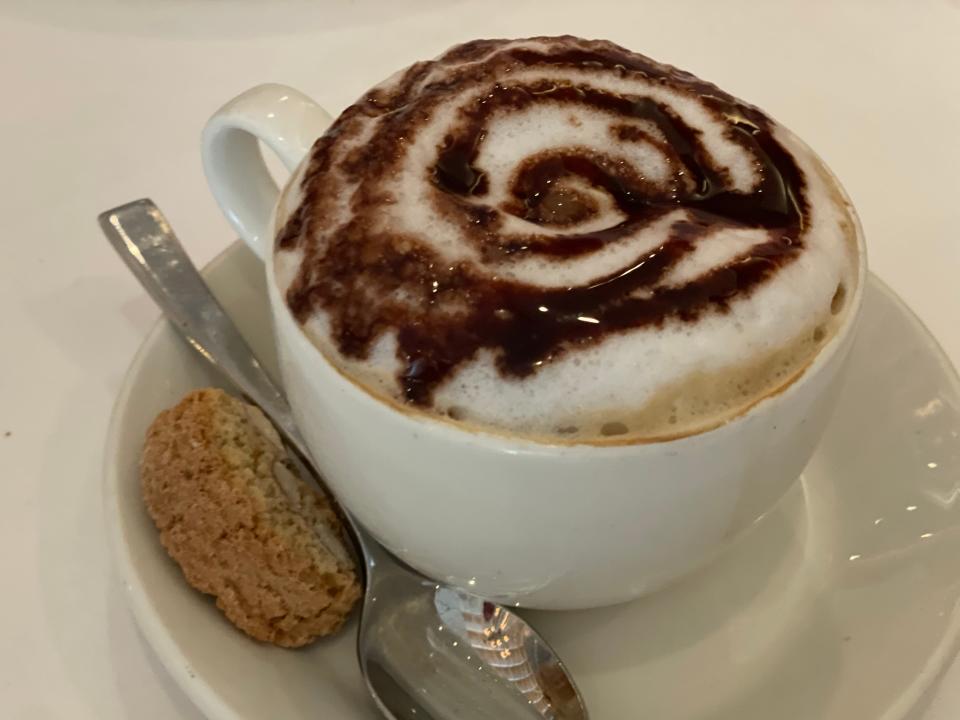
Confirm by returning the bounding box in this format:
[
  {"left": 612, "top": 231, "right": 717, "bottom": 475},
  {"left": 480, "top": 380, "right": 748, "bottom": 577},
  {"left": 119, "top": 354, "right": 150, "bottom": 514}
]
[
  {"left": 100, "top": 198, "right": 589, "bottom": 720},
  {"left": 98, "top": 198, "right": 312, "bottom": 462}
]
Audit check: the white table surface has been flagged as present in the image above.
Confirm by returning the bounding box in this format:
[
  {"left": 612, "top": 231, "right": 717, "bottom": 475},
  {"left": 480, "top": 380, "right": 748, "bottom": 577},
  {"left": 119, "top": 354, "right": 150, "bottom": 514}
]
[{"left": 1, "top": 0, "right": 958, "bottom": 717}]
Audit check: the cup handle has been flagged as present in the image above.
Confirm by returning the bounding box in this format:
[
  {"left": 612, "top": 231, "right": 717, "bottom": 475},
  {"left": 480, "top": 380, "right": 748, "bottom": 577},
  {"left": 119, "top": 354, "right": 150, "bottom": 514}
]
[{"left": 201, "top": 83, "right": 333, "bottom": 260}]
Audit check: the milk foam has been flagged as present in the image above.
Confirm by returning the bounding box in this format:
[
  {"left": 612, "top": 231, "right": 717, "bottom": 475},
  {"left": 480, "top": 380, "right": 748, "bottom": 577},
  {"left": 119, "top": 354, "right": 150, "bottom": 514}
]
[{"left": 273, "top": 37, "right": 861, "bottom": 443}]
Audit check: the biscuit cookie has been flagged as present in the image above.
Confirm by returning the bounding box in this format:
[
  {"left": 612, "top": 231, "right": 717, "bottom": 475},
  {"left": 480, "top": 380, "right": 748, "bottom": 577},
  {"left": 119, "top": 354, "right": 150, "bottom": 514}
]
[{"left": 140, "top": 388, "right": 361, "bottom": 647}]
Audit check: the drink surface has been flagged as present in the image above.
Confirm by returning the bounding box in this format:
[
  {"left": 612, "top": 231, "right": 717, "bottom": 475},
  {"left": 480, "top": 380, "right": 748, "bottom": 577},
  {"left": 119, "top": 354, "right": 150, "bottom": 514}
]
[{"left": 273, "top": 36, "right": 860, "bottom": 443}]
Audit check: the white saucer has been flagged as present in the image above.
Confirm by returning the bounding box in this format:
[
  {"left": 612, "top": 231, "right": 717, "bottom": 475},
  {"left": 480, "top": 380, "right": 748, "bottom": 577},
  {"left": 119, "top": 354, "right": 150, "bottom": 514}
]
[{"left": 104, "top": 242, "right": 960, "bottom": 720}]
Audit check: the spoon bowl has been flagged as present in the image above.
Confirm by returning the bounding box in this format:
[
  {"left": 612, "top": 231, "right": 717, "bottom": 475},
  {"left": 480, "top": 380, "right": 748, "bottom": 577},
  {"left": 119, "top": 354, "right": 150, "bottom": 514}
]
[{"left": 358, "top": 537, "right": 584, "bottom": 720}]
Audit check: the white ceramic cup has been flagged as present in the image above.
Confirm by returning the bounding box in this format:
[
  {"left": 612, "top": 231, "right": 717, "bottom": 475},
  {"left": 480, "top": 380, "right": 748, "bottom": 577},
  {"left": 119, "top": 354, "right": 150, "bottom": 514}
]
[{"left": 202, "top": 83, "right": 866, "bottom": 610}]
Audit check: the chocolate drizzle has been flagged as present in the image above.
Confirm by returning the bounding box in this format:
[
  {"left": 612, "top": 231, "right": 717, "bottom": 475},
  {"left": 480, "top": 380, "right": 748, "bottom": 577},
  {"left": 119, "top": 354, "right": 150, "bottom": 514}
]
[{"left": 279, "top": 37, "right": 810, "bottom": 406}]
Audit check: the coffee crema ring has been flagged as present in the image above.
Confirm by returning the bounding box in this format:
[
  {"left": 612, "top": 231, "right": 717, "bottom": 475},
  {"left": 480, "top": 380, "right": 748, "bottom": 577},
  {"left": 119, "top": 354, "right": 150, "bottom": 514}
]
[{"left": 275, "top": 37, "right": 854, "bottom": 439}]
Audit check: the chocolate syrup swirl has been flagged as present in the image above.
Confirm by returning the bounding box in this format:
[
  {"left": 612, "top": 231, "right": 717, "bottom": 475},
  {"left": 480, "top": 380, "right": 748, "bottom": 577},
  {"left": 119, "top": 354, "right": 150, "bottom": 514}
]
[{"left": 279, "top": 37, "right": 809, "bottom": 406}]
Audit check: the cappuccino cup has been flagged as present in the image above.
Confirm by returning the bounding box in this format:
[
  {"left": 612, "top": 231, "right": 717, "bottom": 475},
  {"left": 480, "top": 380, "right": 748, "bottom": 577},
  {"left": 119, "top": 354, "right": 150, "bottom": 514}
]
[{"left": 202, "top": 36, "right": 865, "bottom": 609}]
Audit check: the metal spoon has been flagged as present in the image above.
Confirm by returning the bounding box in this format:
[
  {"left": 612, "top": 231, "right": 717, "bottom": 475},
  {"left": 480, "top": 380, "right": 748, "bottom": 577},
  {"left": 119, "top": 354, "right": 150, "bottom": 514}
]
[{"left": 99, "top": 199, "right": 588, "bottom": 720}]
